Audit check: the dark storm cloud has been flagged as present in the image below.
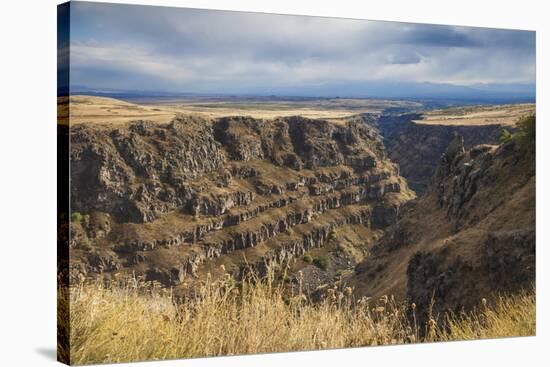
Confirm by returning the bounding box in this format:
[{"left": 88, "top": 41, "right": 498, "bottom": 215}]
[
  {"left": 68, "top": 2, "right": 536, "bottom": 96},
  {"left": 402, "top": 26, "right": 478, "bottom": 47}
]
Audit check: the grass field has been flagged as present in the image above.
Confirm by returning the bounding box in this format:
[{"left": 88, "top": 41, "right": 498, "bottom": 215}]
[
  {"left": 60, "top": 270, "right": 535, "bottom": 365},
  {"left": 62, "top": 95, "right": 535, "bottom": 127},
  {"left": 414, "top": 103, "right": 535, "bottom": 126},
  {"left": 64, "top": 95, "right": 421, "bottom": 125},
  {"left": 66, "top": 95, "right": 178, "bottom": 125}
]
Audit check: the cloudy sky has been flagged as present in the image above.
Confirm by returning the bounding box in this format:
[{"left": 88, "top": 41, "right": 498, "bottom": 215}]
[{"left": 65, "top": 1, "right": 536, "bottom": 98}]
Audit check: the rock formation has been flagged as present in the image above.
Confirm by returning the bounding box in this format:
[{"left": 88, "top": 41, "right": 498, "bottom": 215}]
[
  {"left": 374, "top": 113, "right": 503, "bottom": 194},
  {"left": 68, "top": 110, "right": 535, "bottom": 316},
  {"left": 69, "top": 115, "right": 414, "bottom": 289},
  {"left": 350, "top": 131, "right": 535, "bottom": 325}
]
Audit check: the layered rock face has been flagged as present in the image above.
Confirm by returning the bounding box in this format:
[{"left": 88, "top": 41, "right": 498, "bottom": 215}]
[
  {"left": 350, "top": 132, "right": 535, "bottom": 324},
  {"left": 69, "top": 115, "right": 414, "bottom": 290},
  {"left": 374, "top": 113, "right": 503, "bottom": 194},
  {"left": 70, "top": 117, "right": 226, "bottom": 223}
]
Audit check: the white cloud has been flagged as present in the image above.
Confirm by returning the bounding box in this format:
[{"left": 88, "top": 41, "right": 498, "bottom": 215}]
[{"left": 68, "top": 2, "right": 536, "bottom": 95}]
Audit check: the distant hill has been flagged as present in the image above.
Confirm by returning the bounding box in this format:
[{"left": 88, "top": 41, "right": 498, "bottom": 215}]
[{"left": 70, "top": 81, "right": 535, "bottom": 105}]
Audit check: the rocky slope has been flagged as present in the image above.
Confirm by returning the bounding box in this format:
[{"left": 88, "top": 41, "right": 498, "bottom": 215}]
[
  {"left": 69, "top": 115, "right": 414, "bottom": 293},
  {"left": 374, "top": 113, "right": 503, "bottom": 194},
  {"left": 349, "top": 130, "right": 535, "bottom": 324}
]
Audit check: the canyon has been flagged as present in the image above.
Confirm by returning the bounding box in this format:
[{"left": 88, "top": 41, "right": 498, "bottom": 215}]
[{"left": 65, "top": 99, "right": 535, "bottom": 313}]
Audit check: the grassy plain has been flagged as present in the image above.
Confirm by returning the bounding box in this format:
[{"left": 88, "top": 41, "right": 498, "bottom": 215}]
[
  {"left": 63, "top": 95, "right": 534, "bottom": 127},
  {"left": 414, "top": 103, "right": 535, "bottom": 126},
  {"left": 66, "top": 95, "right": 177, "bottom": 125},
  {"left": 65, "top": 95, "right": 421, "bottom": 124}
]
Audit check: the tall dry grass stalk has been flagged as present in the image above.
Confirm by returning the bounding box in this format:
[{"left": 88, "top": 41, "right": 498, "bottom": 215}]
[
  {"left": 438, "top": 290, "right": 535, "bottom": 341},
  {"left": 62, "top": 270, "right": 535, "bottom": 365}
]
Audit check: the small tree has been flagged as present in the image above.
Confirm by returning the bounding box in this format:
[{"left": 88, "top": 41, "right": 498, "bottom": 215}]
[{"left": 500, "top": 129, "right": 512, "bottom": 144}]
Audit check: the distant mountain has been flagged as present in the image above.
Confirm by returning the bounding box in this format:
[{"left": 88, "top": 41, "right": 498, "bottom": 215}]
[
  {"left": 69, "top": 81, "right": 535, "bottom": 104},
  {"left": 251, "top": 81, "right": 535, "bottom": 103}
]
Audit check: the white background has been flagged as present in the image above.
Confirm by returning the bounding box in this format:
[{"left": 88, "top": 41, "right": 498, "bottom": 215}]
[{"left": 0, "top": 0, "right": 547, "bottom": 365}]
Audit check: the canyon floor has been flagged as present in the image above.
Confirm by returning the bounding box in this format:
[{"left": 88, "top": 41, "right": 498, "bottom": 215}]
[{"left": 59, "top": 95, "right": 536, "bottom": 364}]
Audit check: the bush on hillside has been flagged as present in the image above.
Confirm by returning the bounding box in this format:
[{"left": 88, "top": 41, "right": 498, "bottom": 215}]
[
  {"left": 313, "top": 255, "right": 329, "bottom": 270},
  {"left": 517, "top": 114, "right": 536, "bottom": 149},
  {"left": 500, "top": 129, "right": 512, "bottom": 144},
  {"left": 71, "top": 212, "right": 82, "bottom": 223}
]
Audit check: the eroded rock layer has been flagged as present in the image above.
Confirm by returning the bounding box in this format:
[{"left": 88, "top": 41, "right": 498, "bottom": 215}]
[
  {"left": 69, "top": 115, "right": 414, "bottom": 291},
  {"left": 374, "top": 113, "right": 503, "bottom": 194},
  {"left": 350, "top": 132, "right": 535, "bottom": 324}
]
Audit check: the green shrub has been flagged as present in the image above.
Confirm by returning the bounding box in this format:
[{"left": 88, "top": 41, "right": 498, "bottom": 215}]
[
  {"left": 71, "top": 212, "right": 82, "bottom": 223},
  {"left": 313, "top": 256, "right": 328, "bottom": 271},
  {"left": 329, "top": 228, "right": 338, "bottom": 241},
  {"left": 281, "top": 273, "right": 292, "bottom": 283},
  {"left": 517, "top": 114, "right": 536, "bottom": 149},
  {"left": 303, "top": 254, "right": 313, "bottom": 263},
  {"left": 500, "top": 129, "right": 512, "bottom": 144}
]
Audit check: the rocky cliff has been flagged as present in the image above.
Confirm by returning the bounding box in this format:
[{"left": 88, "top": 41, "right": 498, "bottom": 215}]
[
  {"left": 69, "top": 115, "right": 414, "bottom": 292},
  {"left": 374, "top": 113, "right": 503, "bottom": 194},
  {"left": 349, "top": 128, "right": 535, "bottom": 324}
]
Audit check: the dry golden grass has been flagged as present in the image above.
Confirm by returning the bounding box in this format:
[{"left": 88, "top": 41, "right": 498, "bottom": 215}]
[
  {"left": 65, "top": 95, "right": 535, "bottom": 127},
  {"left": 438, "top": 291, "right": 536, "bottom": 341},
  {"left": 60, "top": 269, "right": 535, "bottom": 365},
  {"left": 414, "top": 103, "right": 535, "bottom": 126},
  {"left": 57, "top": 96, "right": 70, "bottom": 125},
  {"left": 133, "top": 97, "right": 419, "bottom": 121},
  {"left": 68, "top": 95, "right": 177, "bottom": 125},
  {"left": 67, "top": 95, "right": 420, "bottom": 125}
]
